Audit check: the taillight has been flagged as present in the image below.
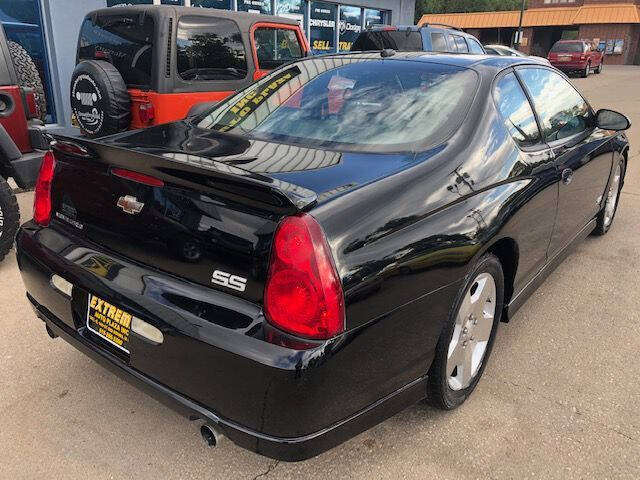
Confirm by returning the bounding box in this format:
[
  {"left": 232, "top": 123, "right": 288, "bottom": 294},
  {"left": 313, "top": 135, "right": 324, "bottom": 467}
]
[
  {"left": 264, "top": 214, "right": 345, "bottom": 340},
  {"left": 138, "top": 102, "right": 155, "bottom": 123},
  {"left": 33, "top": 151, "right": 55, "bottom": 226}
]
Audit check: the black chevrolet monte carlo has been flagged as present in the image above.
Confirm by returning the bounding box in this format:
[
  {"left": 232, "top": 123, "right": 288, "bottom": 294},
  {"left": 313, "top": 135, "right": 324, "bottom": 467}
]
[{"left": 16, "top": 51, "right": 630, "bottom": 460}]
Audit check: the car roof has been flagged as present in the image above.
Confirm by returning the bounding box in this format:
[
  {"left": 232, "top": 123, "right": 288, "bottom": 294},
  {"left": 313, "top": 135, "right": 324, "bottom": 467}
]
[
  {"left": 367, "top": 24, "right": 476, "bottom": 36},
  {"left": 87, "top": 4, "right": 300, "bottom": 27},
  {"left": 315, "top": 50, "right": 549, "bottom": 71}
]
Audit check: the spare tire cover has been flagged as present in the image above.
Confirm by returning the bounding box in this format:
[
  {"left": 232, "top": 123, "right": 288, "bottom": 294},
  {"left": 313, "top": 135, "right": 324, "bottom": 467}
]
[{"left": 70, "top": 60, "right": 131, "bottom": 138}]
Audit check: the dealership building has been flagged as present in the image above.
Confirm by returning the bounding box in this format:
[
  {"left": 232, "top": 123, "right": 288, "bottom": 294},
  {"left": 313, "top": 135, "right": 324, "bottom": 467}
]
[
  {"left": 420, "top": 0, "right": 640, "bottom": 65},
  {"left": 0, "top": 0, "right": 415, "bottom": 133}
]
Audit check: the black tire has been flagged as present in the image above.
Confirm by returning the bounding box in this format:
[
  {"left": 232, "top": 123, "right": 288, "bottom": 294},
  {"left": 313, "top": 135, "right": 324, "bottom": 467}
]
[
  {"left": 593, "top": 157, "right": 625, "bottom": 236},
  {"left": 7, "top": 41, "right": 46, "bottom": 121},
  {"left": 0, "top": 176, "right": 20, "bottom": 262},
  {"left": 426, "top": 254, "right": 504, "bottom": 410},
  {"left": 70, "top": 60, "right": 130, "bottom": 138},
  {"left": 595, "top": 61, "right": 603, "bottom": 74},
  {"left": 582, "top": 63, "right": 590, "bottom": 78}
]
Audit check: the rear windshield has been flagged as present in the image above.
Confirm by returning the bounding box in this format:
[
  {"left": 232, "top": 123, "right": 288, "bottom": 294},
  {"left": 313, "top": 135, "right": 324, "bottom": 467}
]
[
  {"left": 351, "top": 31, "right": 424, "bottom": 52},
  {"left": 77, "top": 13, "right": 154, "bottom": 88},
  {"left": 551, "top": 42, "right": 583, "bottom": 53},
  {"left": 197, "top": 58, "right": 478, "bottom": 152}
]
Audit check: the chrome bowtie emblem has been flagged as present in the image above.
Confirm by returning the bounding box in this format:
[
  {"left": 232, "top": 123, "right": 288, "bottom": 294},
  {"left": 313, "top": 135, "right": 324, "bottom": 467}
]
[{"left": 117, "top": 195, "right": 144, "bottom": 215}]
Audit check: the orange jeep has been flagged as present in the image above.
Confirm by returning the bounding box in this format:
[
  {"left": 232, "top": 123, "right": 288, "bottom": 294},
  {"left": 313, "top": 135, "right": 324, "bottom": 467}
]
[{"left": 71, "top": 5, "right": 308, "bottom": 137}]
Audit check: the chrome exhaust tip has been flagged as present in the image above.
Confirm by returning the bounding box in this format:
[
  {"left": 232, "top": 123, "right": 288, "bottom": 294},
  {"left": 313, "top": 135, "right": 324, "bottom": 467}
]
[{"left": 200, "top": 424, "right": 223, "bottom": 447}]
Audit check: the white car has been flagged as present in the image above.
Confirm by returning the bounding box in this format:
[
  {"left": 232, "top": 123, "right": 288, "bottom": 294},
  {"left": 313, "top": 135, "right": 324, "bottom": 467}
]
[{"left": 484, "top": 44, "right": 551, "bottom": 65}]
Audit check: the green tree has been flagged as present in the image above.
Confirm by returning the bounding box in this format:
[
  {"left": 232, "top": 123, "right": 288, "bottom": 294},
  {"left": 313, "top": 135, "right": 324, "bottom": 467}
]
[{"left": 415, "top": 0, "right": 526, "bottom": 22}]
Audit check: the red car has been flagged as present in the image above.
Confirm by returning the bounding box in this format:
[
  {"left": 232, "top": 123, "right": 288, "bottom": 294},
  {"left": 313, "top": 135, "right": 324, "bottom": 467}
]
[{"left": 548, "top": 40, "right": 603, "bottom": 77}]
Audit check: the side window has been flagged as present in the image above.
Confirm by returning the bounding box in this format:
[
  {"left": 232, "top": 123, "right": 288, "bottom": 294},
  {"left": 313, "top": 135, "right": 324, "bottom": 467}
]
[
  {"left": 447, "top": 34, "right": 458, "bottom": 52},
  {"left": 494, "top": 72, "right": 541, "bottom": 148},
  {"left": 254, "top": 28, "right": 303, "bottom": 70},
  {"left": 176, "top": 16, "right": 248, "bottom": 81},
  {"left": 518, "top": 68, "right": 593, "bottom": 142},
  {"left": 453, "top": 35, "right": 469, "bottom": 53},
  {"left": 431, "top": 32, "right": 447, "bottom": 52},
  {"left": 467, "top": 38, "right": 484, "bottom": 54}
]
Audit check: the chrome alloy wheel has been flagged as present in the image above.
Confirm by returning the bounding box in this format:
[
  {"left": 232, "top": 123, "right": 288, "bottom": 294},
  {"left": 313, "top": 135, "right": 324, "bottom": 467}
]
[
  {"left": 446, "top": 272, "right": 497, "bottom": 391},
  {"left": 603, "top": 163, "right": 622, "bottom": 227}
]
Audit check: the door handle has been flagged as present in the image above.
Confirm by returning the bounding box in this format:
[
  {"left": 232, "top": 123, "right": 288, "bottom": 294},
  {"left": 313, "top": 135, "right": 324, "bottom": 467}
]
[{"left": 561, "top": 168, "right": 573, "bottom": 185}]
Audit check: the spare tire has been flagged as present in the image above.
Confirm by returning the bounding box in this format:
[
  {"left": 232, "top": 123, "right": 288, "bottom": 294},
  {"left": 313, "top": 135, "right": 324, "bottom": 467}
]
[
  {"left": 70, "top": 60, "right": 130, "bottom": 138},
  {"left": 7, "top": 41, "right": 47, "bottom": 121}
]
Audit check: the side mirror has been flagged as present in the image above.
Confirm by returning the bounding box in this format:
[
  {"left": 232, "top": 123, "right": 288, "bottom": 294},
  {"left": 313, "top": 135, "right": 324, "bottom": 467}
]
[
  {"left": 185, "top": 101, "right": 218, "bottom": 121},
  {"left": 595, "top": 109, "right": 631, "bottom": 131}
]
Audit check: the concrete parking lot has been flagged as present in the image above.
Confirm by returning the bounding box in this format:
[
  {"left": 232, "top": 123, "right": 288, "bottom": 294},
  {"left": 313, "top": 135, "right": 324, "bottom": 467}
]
[{"left": 1, "top": 66, "right": 639, "bottom": 480}]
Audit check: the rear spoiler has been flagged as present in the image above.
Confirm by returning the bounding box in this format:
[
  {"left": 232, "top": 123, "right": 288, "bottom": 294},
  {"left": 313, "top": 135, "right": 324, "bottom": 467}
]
[{"left": 51, "top": 136, "right": 317, "bottom": 214}]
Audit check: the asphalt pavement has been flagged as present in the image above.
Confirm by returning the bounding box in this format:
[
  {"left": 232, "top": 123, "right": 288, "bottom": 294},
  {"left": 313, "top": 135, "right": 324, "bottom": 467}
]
[{"left": 0, "top": 66, "right": 638, "bottom": 480}]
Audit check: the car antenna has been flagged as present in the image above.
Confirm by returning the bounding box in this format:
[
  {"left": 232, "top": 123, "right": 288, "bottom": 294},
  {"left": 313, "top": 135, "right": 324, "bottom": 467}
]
[{"left": 380, "top": 49, "right": 395, "bottom": 58}]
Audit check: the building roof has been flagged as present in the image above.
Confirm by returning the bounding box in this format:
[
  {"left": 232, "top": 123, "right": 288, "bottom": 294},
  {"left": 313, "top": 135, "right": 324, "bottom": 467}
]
[
  {"left": 572, "top": 3, "right": 640, "bottom": 24},
  {"left": 418, "top": 3, "right": 640, "bottom": 29}
]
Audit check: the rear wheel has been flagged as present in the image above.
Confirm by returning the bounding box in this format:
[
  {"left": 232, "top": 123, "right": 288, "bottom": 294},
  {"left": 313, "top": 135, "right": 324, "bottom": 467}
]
[
  {"left": 426, "top": 254, "right": 504, "bottom": 410},
  {"left": 0, "top": 176, "right": 20, "bottom": 262},
  {"left": 593, "top": 158, "right": 625, "bottom": 235},
  {"left": 7, "top": 41, "right": 47, "bottom": 121},
  {"left": 595, "top": 61, "right": 603, "bottom": 74}
]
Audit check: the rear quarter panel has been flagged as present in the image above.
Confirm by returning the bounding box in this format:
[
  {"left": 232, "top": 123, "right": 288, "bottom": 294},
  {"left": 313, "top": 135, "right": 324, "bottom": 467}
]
[{"left": 311, "top": 86, "right": 557, "bottom": 392}]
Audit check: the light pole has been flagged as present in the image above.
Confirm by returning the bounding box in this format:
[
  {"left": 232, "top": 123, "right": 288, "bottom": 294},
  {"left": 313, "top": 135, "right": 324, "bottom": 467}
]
[{"left": 513, "top": 0, "right": 526, "bottom": 49}]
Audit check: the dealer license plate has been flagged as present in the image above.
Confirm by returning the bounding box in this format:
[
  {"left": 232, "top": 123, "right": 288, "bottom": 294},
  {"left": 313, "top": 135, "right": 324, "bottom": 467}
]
[{"left": 86, "top": 294, "right": 133, "bottom": 353}]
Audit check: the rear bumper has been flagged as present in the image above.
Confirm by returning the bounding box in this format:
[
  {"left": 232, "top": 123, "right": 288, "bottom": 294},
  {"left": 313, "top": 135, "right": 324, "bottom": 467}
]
[
  {"left": 15, "top": 222, "right": 446, "bottom": 460},
  {"left": 549, "top": 61, "right": 588, "bottom": 71},
  {"left": 10, "top": 149, "right": 45, "bottom": 189},
  {"left": 30, "top": 295, "right": 426, "bottom": 461}
]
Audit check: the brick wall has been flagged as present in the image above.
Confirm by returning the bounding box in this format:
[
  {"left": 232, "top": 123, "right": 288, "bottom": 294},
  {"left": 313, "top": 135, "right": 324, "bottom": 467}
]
[
  {"left": 528, "top": 0, "right": 583, "bottom": 9},
  {"left": 581, "top": 0, "right": 640, "bottom": 4},
  {"left": 578, "top": 23, "right": 638, "bottom": 64},
  {"left": 519, "top": 27, "right": 536, "bottom": 54}
]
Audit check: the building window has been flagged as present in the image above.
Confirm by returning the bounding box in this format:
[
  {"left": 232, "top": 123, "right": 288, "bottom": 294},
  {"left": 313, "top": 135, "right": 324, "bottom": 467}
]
[
  {"left": 275, "top": 0, "right": 306, "bottom": 29},
  {"left": 338, "top": 5, "right": 362, "bottom": 52},
  {"left": 310, "top": 1, "right": 336, "bottom": 54},
  {"left": 191, "top": 0, "right": 232, "bottom": 8},
  {"left": 237, "top": 0, "right": 272, "bottom": 15},
  {"left": 364, "top": 8, "right": 383, "bottom": 28},
  {"left": 0, "top": 0, "right": 56, "bottom": 122}
]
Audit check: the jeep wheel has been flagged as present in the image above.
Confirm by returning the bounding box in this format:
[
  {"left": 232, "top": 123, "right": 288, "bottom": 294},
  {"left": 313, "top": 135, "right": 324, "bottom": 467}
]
[
  {"left": 0, "top": 176, "right": 20, "bottom": 262},
  {"left": 595, "top": 61, "right": 603, "bottom": 74},
  {"left": 7, "top": 41, "right": 47, "bottom": 121},
  {"left": 582, "top": 63, "right": 590, "bottom": 78}
]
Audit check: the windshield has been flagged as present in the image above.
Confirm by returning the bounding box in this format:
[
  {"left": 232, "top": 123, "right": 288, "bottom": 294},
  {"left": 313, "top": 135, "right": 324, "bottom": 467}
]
[
  {"left": 197, "top": 57, "right": 478, "bottom": 151},
  {"left": 551, "top": 42, "right": 583, "bottom": 53}
]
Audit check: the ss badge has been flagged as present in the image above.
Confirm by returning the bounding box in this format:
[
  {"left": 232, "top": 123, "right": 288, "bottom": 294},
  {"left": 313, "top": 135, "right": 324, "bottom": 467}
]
[{"left": 212, "top": 270, "right": 247, "bottom": 292}]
